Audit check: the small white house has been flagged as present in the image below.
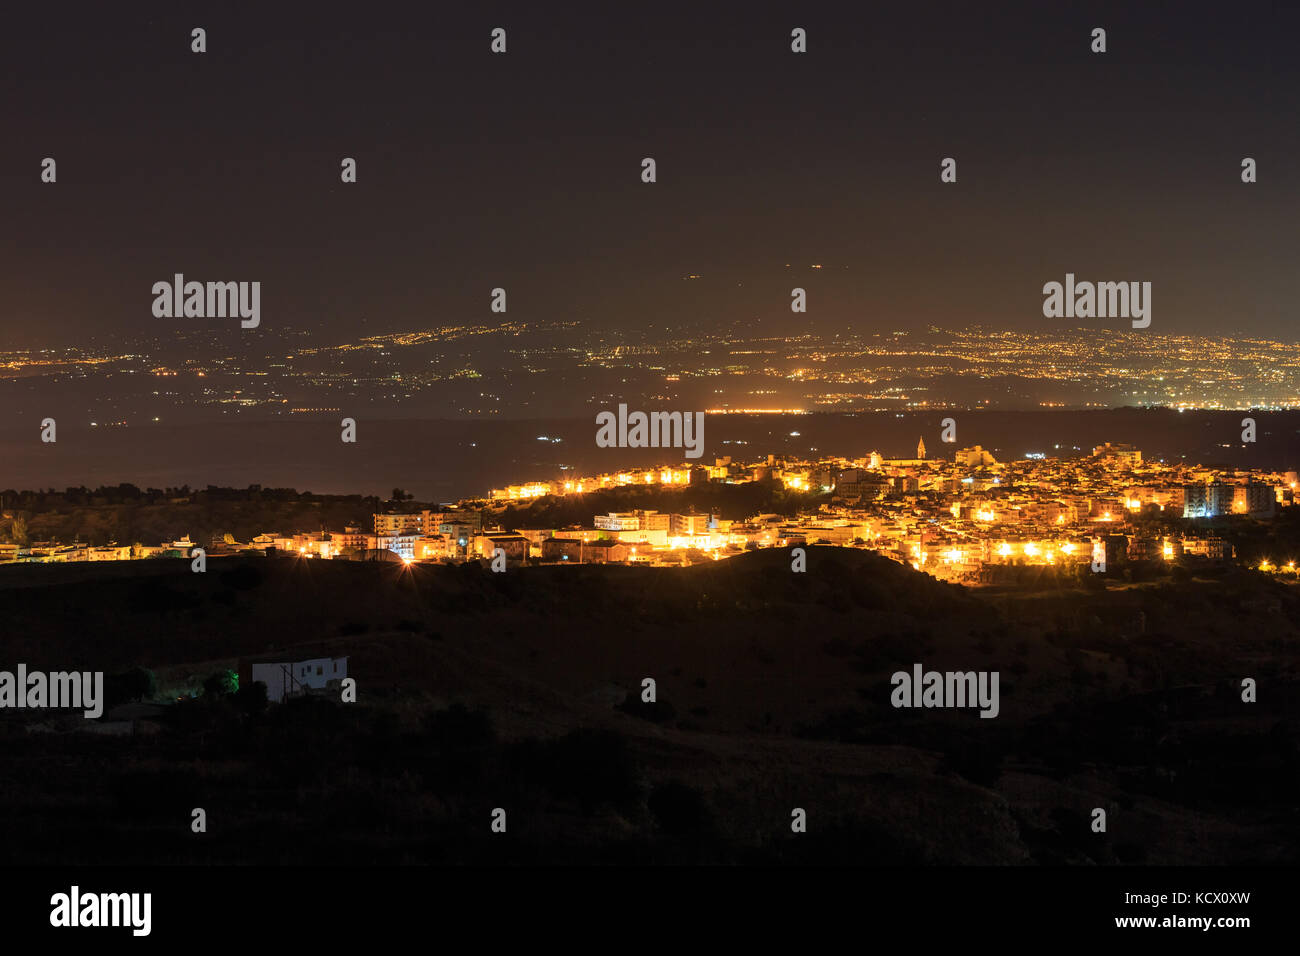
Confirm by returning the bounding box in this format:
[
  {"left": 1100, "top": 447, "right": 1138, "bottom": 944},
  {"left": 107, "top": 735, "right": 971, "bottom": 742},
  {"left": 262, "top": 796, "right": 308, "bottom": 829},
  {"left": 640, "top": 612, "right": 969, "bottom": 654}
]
[{"left": 250, "top": 656, "right": 349, "bottom": 703}]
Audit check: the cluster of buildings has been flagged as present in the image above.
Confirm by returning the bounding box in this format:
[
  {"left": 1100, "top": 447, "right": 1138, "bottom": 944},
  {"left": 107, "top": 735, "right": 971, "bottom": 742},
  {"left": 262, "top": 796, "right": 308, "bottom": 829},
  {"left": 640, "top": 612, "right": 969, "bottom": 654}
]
[
  {"left": 4, "top": 440, "right": 1297, "bottom": 583},
  {"left": 432, "top": 439, "right": 1298, "bottom": 581},
  {"left": 491, "top": 466, "right": 695, "bottom": 501},
  {"left": 216, "top": 439, "right": 1297, "bottom": 581},
  {"left": 0, "top": 537, "right": 201, "bottom": 564}
]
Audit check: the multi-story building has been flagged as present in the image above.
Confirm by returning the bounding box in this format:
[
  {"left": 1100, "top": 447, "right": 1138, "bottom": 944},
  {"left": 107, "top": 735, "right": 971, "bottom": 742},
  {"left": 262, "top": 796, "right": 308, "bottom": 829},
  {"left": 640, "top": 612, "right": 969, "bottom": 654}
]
[
  {"left": 430, "top": 508, "right": 482, "bottom": 535},
  {"left": 595, "top": 512, "right": 640, "bottom": 531},
  {"left": 1093, "top": 442, "right": 1143, "bottom": 466},
  {"left": 1184, "top": 482, "right": 1234, "bottom": 518},
  {"left": 1234, "top": 482, "right": 1276, "bottom": 518},
  {"left": 413, "top": 534, "right": 454, "bottom": 561},
  {"left": 955, "top": 445, "right": 998, "bottom": 468},
  {"left": 1180, "top": 535, "right": 1232, "bottom": 560},
  {"left": 670, "top": 512, "right": 713, "bottom": 535},
  {"left": 374, "top": 512, "right": 423, "bottom": 536},
  {"left": 329, "top": 527, "right": 368, "bottom": 555},
  {"left": 371, "top": 532, "right": 419, "bottom": 559}
]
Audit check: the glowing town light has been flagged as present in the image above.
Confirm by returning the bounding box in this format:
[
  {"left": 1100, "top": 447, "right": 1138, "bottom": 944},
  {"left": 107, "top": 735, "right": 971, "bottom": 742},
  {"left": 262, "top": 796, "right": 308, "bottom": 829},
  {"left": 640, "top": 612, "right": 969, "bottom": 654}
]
[
  {"left": 998, "top": 542, "right": 1012, "bottom": 557},
  {"left": 1162, "top": 542, "right": 1174, "bottom": 559},
  {"left": 977, "top": 509, "right": 996, "bottom": 522},
  {"left": 1126, "top": 499, "right": 1141, "bottom": 510},
  {"left": 402, "top": 556, "right": 412, "bottom": 565},
  {"left": 945, "top": 548, "right": 962, "bottom": 563},
  {"left": 1056, "top": 514, "right": 1066, "bottom": 524},
  {"left": 1061, "top": 542, "right": 1076, "bottom": 554},
  {"left": 1024, "top": 541, "right": 1040, "bottom": 557},
  {"left": 1258, "top": 560, "right": 1271, "bottom": 571}
]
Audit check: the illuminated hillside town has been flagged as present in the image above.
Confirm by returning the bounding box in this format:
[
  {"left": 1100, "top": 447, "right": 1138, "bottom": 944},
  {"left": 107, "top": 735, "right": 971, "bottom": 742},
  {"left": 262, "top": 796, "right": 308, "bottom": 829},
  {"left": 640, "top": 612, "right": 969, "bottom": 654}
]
[{"left": 4, "top": 440, "right": 1297, "bottom": 584}]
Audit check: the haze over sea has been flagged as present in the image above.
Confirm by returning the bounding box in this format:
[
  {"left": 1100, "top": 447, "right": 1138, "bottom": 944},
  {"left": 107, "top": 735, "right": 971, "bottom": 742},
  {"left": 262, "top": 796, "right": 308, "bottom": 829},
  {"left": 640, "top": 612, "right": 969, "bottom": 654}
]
[{"left": 2, "top": 409, "right": 1296, "bottom": 502}]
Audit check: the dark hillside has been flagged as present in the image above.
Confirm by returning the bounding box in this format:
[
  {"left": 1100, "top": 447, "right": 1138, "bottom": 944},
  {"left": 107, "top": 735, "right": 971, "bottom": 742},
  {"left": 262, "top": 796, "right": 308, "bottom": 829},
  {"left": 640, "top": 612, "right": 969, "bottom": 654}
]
[{"left": 0, "top": 550, "right": 1295, "bottom": 864}]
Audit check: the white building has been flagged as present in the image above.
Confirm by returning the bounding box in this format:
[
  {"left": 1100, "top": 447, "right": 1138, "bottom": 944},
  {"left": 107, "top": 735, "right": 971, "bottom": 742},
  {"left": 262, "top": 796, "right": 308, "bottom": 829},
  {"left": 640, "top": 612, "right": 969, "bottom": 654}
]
[
  {"left": 250, "top": 656, "right": 349, "bottom": 703},
  {"left": 594, "top": 512, "right": 640, "bottom": 531},
  {"left": 371, "top": 532, "right": 418, "bottom": 559}
]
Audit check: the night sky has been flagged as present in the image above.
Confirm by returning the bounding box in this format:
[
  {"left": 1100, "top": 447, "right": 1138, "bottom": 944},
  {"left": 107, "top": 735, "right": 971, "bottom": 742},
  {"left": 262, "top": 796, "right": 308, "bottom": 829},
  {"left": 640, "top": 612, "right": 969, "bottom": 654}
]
[{"left": 2, "top": 0, "right": 1296, "bottom": 347}]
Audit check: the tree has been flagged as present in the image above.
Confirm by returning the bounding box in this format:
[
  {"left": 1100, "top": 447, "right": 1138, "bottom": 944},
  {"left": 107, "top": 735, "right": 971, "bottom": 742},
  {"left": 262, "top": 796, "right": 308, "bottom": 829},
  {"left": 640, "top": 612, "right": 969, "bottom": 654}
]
[
  {"left": 9, "top": 515, "right": 28, "bottom": 546},
  {"left": 202, "top": 669, "right": 239, "bottom": 697},
  {"left": 103, "top": 667, "right": 159, "bottom": 709},
  {"left": 123, "top": 667, "right": 158, "bottom": 701},
  {"left": 236, "top": 680, "right": 268, "bottom": 716}
]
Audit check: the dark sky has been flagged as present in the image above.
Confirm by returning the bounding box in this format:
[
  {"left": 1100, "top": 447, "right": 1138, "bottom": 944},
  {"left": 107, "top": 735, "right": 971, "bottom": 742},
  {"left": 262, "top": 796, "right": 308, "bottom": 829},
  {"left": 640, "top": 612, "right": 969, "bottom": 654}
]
[{"left": 2, "top": 0, "right": 1296, "bottom": 348}]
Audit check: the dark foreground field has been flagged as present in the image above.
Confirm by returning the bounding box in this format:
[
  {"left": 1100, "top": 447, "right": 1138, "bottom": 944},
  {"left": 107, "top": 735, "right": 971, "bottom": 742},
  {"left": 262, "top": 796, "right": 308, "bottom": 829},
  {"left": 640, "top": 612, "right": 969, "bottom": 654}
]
[{"left": 0, "top": 550, "right": 1296, "bottom": 865}]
